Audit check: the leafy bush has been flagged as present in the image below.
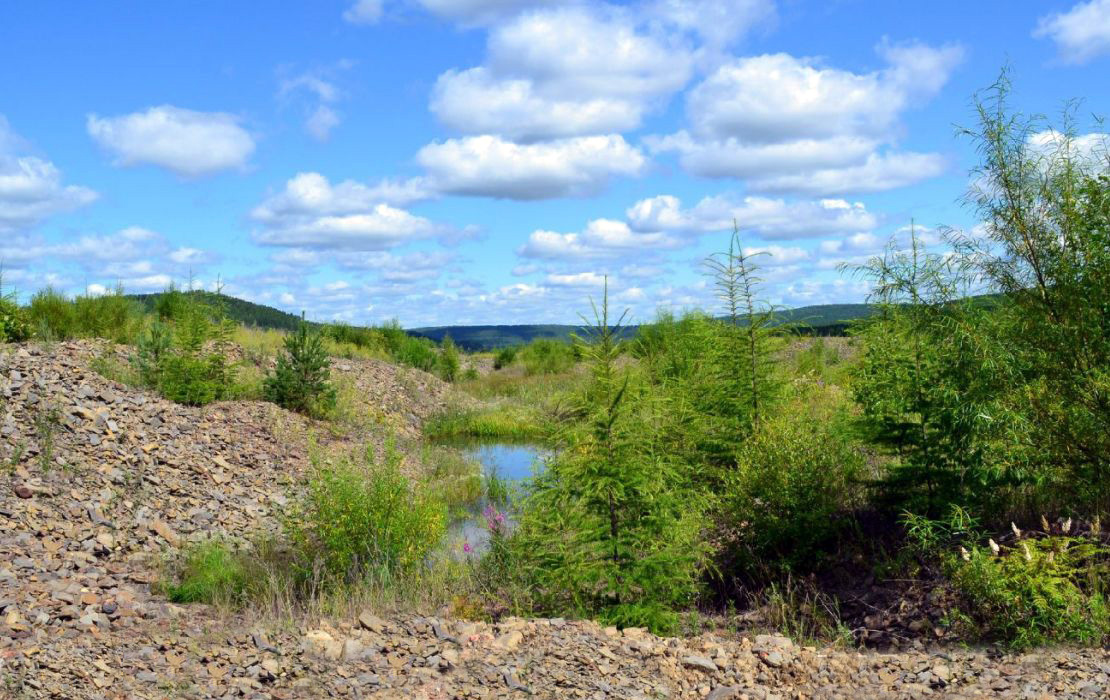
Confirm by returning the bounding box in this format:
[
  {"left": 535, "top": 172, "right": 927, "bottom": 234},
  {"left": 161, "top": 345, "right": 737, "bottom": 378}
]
[
  {"left": 28, "top": 287, "right": 76, "bottom": 340},
  {"left": 493, "top": 345, "right": 518, "bottom": 370},
  {"left": 378, "top": 320, "right": 439, "bottom": 372},
  {"left": 285, "top": 446, "right": 447, "bottom": 582},
  {"left": 0, "top": 295, "right": 30, "bottom": 343},
  {"left": 947, "top": 537, "right": 1110, "bottom": 648},
  {"left": 905, "top": 508, "right": 1110, "bottom": 648},
  {"left": 72, "top": 287, "right": 142, "bottom": 344},
  {"left": 720, "top": 413, "right": 865, "bottom": 574},
  {"left": 264, "top": 318, "right": 336, "bottom": 416},
  {"left": 26, "top": 285, "right": 143, "bottom": 344},
  {"left": 518, "top": 338, "right": 575, "bottom": 375}
]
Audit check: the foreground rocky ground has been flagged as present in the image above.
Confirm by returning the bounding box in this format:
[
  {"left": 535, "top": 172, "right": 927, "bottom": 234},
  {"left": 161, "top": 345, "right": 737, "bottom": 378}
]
[{"left": 1, "top": 342, "right": 1107, "bottom": 699}]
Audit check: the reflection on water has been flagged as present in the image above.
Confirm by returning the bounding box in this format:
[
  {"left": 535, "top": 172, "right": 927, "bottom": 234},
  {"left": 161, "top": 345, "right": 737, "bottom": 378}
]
[
  {"left": 446, "top": 442, "right": 548, "bottom": 555},
  {"left": 461, "top": 443, "right": 548, "bottom": 482}
]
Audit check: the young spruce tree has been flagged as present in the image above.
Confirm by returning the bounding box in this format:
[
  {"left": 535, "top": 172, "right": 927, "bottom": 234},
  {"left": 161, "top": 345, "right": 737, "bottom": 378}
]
[
  {"left": 264, "top": 314, "right": 337, "bottom": 417},
  {"left": 512, "top": 279, "right": 706, "bottom": 633}
]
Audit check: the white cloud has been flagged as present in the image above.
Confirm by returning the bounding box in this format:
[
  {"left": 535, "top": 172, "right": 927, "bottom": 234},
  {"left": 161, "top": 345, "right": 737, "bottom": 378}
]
[
  {"left": 343, "top": 0, "right": 384, "bottom": 24},
  {"left": 430, "top": 6, "right": 694, "bottom": 140},
  {"left": 251, "top": 172, "right": 444, "bottom": 250},
  {"left": 417, "top": 0, "right": 562, "bottom": 26},
  {"left": 1034, "top": 0, "right": 1110, "bottom": 63},
  {"left": 87, "top": 106, "right": 255, "bottom": 176},
  {"left": 418, "top": 134, "right": 646, "bottom": 199},
  {"left": 545, "top": 271, "right": 607, "bottom": 287},
  {"left": 306, "top": 105, "right": 341, "bottom": 141},
  {"left": 742, "top": 245, "right": 810, "bottom": 266},
  {"left": 169, "top": 246, "right": 212, "bottom": 264},
  {"left": 1026, "top": 129, "right": 1109, "bottom": 166},
  {"left": 519, "top": 218, "right": 679, "bottom": 260},
  {"left": 627, "top": 194, "right": 878, "bottom": 239},
  {"left": 279, "top": 65, "right": 351, "bottom": 142},
  {"left": 0, "top": 156, "right": 98, "bottom": 233},
  {"left": 652, "top": 42, "right": 963, "bottom": 194},
  {"left": 748, "top": 151, "right": 949, "bottom": 196},
  {"left": 649, "top": 0, "right": 775, "bottom": 50},
  {"left": 0, "top": 115, "right": 97, "bottom": 233}
]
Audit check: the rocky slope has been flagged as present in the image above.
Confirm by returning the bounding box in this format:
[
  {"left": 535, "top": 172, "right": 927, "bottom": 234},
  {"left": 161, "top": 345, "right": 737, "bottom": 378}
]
[{"left": 1, "top": 341, "right": 1107, "bottom": 699}]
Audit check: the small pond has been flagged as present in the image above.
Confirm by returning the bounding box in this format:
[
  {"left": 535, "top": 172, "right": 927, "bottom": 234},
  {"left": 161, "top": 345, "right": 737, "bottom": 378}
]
[
  {"left": 442, "top": 441, "right": 550, "bottom": 555},
  {"left": 460, "top": 442, "right": 549, "bottom": 483}
]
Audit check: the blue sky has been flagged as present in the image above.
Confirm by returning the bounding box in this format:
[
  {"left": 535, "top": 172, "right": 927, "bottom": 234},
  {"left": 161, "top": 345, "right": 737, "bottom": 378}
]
[{"left": 2, "top": 0, "right": 1108, "bottom": 326}]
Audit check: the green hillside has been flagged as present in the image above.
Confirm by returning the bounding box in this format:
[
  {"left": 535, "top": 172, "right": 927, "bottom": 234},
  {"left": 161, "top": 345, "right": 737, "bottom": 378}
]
[
  {"left": 128, "top": 291, "right": 881, "bottom": 350},
  {"left": 128, "top": 291, "right": 305, "bottom": 331},
  {"left": 412, "top": 303, "right": 881, "bottom": 350}
]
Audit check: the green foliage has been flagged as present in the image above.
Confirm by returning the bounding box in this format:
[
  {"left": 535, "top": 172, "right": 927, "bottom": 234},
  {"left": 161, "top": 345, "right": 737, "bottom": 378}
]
[
  {"left": 26, "top": 285, "right": 142, "bottom": 344},
  {"left": 905, "top": 507, "right": 1110, "bottom": 648},
  {"left": 264, "top": 317, "right": 337, "bottom": 416},
  {"left": 0, "top": 294, "right": 30, "bottom": 343},
  {"left": 439, "top": 334, "right": 461, "bottom": 382},
  {"left": 133, "top": 290, "right": 236, "bottom": 406},
  {"left": 518, "top": 337, "right": 575, "bottom": 375},
  {"left": 379, "top": 320, "right": 440, "bottom": 372},
  {"left": 28, "top": 287, "right": 76, "bottom": 340},
  {"left": 946, "top": 536, "right": 1110, "bottom": 648},
  {"left": 720, "top": 413, "right": 865, "bottom": 574},
  {"left": 846, "top": 230, "right": 1012, "bottom": 517},
  {"left": 493, "top": 345, "right": 518, "bottom": 370},
  {"left": 285, "top": 445, "right": 447, "bottom": 582},
  {"left": 510, "top": 281, "right": 708, "bottom": 633},
  {"left": 949, "top": 75, "right": 1110, "bottom": 516},
  {"left": 166, "top": 539, "right": 249, "bottom": 605},
  {"left": 423, "top": 405, "right": 547, "bottom": 442}
]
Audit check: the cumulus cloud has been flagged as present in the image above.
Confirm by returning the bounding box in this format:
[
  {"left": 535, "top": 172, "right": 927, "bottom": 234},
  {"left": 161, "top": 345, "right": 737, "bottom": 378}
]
[
  {"left": 748, "top": 151, "right": 949, "bottom": 196},
  {"left": 87, "top": 106, "right": 255, "bottom": 176},
  {"left": 416, "top": 0, "right": 563, "bottom": 26},
  {"left": 1034, "top": 0, "right": 1110, "bottom": 63},
  {"left": 0, "top": 224, "right": 219, "bottom": 298},
  {"left": 545, "top": 271, "right": 607, "bottom": 287},
  {"left": 343, "top": 0, "right": 384, "bottom": 24},
  {"left": 430, "top": 6, "right": 693, "bottom": 140},
  {"left": 652, "top": 42, "right": 963, "bottom": 194},
  {"left": 418, "top": 134, "right": 646, "bottom": 199},
  {"left": 251, "top": 172, "right": 445, "bottom": 250},
  {"left": 279, "top": 64, "right": 353, "bottom": 141},
  {"left": 627, "top": 194, "right": 877, "bottom": 239},
  {"left": 0, "top": 115, "right": 98, "bottom": 234},
  {"left": 518, "top": 218, "right": 680, "bottom": 260},
  {"left": 649, "top": 0, "right": 775, "bottom": 50}
]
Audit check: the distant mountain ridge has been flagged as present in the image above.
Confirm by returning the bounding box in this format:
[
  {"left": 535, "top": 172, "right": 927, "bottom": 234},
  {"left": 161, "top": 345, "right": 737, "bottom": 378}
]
[
  {"left": 128, "top": 291, "right": 878, "bottom": 350},
  {"left": 412, "top": 303, "right": 879, "bottom": 350}
]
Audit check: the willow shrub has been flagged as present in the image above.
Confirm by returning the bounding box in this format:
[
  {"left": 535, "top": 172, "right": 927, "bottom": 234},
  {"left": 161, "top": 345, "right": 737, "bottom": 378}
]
[
  {"left": 719, "top": 412, "right": 865, "bottom": 576},
  {"left": 0, "top": 296, "right": 29, "bottom": 343},
  {"left": 284, "top": 445, "right": 446, "bottom": 583}
]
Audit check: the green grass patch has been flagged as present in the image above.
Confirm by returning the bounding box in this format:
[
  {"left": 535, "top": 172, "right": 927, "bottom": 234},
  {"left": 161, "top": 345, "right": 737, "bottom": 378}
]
[
  {"left": 424, "top": 405, "right": 548, "bottom": 442},
  {"left": 165, "top": 539, "right": 249, "bottom": 605}
]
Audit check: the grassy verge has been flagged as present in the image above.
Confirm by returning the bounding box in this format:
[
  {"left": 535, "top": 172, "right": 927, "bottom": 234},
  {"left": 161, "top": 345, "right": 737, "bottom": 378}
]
[{"left": 423, "top": 404, "right": 548, "bottom": 442}]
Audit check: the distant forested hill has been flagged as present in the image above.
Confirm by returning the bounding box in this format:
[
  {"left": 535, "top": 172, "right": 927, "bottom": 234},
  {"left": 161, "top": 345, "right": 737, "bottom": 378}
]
[
  {"left": 412, "top": 303, "right": 881, "bottom": 350},
  {"left": 128, "top": 291, "right": 305, "bottom": 331},
  {"left": 127, "top": 291, "right": 881, "bottom": 350}
]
